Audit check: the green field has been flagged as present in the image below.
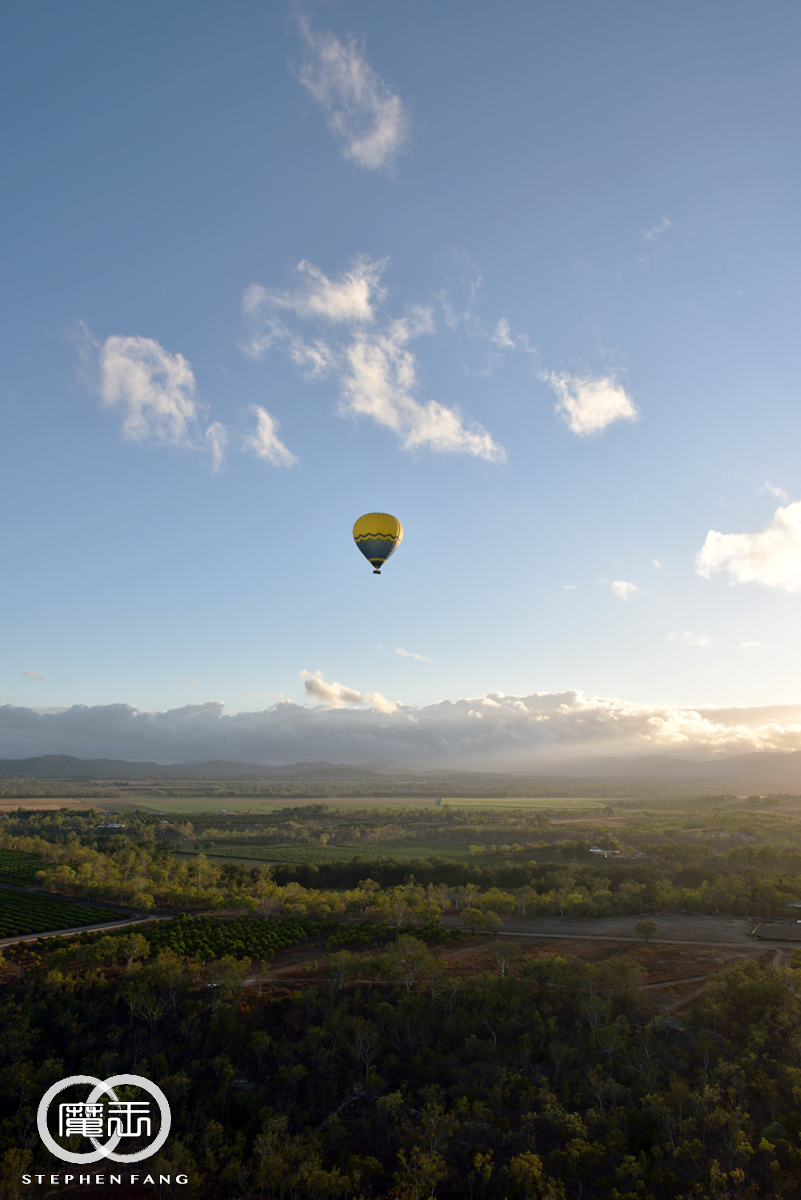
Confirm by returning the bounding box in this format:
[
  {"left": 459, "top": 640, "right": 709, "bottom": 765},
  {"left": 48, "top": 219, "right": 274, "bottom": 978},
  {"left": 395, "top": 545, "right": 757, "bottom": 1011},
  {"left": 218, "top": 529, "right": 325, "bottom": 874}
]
[
  {"left": 0, "top": 891, "right": 121, "bottom": 938},
  {"left": 0, "top": 848, "right": 53, "bottom": 885},
  {"left": 180, "top": 839, "right": 481, "bottom": 865},
  {"left": 440, "top": 797, "right": 612, "bottom": 810}
]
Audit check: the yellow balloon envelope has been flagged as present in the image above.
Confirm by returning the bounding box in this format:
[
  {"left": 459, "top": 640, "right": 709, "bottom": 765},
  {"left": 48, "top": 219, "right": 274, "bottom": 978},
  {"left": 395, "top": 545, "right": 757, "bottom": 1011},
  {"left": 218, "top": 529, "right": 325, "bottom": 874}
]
[{"left": 352, "top": 512, "right": 403, "bottom": 574}]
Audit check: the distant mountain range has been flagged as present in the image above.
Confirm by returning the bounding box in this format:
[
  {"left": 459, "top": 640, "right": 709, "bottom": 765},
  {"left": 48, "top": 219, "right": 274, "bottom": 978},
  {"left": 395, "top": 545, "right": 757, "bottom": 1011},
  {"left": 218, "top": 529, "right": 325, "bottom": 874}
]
[
  {"left": 0, "top": 755, "right": 391, "bottom": 781},
  {"left": 514, "top": 752, "right": 801, "bottom": 783},
  {"left": 1, "top": 750, "right": 801, "bottom": 787}
]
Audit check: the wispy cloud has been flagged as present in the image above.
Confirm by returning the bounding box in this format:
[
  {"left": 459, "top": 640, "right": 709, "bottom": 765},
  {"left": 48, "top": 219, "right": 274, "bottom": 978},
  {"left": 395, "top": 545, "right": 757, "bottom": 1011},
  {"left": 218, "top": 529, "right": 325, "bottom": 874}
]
[
  {"left": 761, "top": 481, "right": 790, "bottom": 502},
  {"left": 253, "top": 257, "right": 386, "bottom": 326},
  {"left": 99, "top": 334, "right": 204, "bottom": 448},
  {"left": 652, "top": 559, "right": 663, "bottom": 569},
  {"left": 299, "top": 669, "right": 399, "bottom": 714},
  {"left": 78, "top": 324, "right": 296, "bottom": 473},
  {"left": 396, "top": 648, "right": 430, "bottom": 662},
  {"left": 739, "top": 642, "right": 761, "bottom": 650},
  {"left": 205, "top": 422, "right": 228, "bottom": 471},
  {"left": 543, "top": 372, "right": 639, "bottom": 436},
  {"left": 562, "top": 584, "right": 577, "bottom": 591},
  {"left": 491, "top": 318, "right": 515, "bottom": 349},
  {"left": 641, "top": 217, "right": 672, "bottom": 242},
  {"left": 242, "top": 406, "right": 297, "bottom": 468},
  {"left": 600, "top": 579, "right": 642, "bottom": 600},
  {"left": 241, "top": 258, "right": 505, "bottom": 462},
  {"left": 297, "top": 18, "right": 410, "bottom": 171},
  {"left": 667, "top": 630, "right": 710, "bottom": 647},
  {"left": 60, "top": 677, "right": 70, "bottom": 683},
  {"left": 695, "top": 500, "right": 801, "bottom": 593},
  {"left": 22, "top": 670, "right": 45, "bottom": 681}
]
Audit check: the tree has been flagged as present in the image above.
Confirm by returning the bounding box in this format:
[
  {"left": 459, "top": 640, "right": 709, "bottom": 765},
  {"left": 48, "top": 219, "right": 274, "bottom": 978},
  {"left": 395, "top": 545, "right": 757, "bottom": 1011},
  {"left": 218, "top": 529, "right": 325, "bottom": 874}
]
[
  {"left": 493, "top": 941, "right": 522, "bottom": 979},
  {"left": 118, "top": 932, "right": 149, "bottom": 970},
  {"left": 377, "top": 935, "right": 433, "bottom": 992},
  {"left": 325, "top": 950, "right": 361, "bottom": 994},
  {"left": 461, "top": 907, "right": 484, "bottom": 934},
  {"left": 349, "top": 1016, "right": 381, "bottom": 1078},
  {"left": 634, "top": 919, "right": 659, "bottom": 943}
]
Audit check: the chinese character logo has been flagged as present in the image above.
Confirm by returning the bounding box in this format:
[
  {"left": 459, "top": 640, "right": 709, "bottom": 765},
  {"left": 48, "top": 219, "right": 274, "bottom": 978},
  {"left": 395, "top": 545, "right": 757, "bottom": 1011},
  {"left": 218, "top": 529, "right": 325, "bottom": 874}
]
[{"left": 38, "top": 1075, "right": 170, "bottom": 1165}]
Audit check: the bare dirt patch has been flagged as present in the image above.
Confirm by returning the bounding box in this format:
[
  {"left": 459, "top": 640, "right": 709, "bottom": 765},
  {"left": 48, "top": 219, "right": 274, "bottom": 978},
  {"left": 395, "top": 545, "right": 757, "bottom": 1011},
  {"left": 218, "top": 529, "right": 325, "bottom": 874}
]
[
  {"left": 441, "top": 935, "right": 770, "bottom": 986},
  {"left": 0, "top": 799, "right": 103, "bottom": 812}
]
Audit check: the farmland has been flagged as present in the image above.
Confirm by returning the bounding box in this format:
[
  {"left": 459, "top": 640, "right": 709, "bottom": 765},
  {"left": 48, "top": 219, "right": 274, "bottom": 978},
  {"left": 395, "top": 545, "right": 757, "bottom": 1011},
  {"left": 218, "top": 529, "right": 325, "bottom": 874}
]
[
  {"left": 178, "top": 839, "right": 481, "bottom": 866},
  {"left": 24, "top": 912, "right": 463, "bottom": 966},
  {"left": 0, "top": 891, "right": 121, "bottom": 938},
  {"left": 0, "top": 846, "right": 51, "bottom": 885},
  {"left": 440, "top": 795, "right": 611, "bottom": 810}
]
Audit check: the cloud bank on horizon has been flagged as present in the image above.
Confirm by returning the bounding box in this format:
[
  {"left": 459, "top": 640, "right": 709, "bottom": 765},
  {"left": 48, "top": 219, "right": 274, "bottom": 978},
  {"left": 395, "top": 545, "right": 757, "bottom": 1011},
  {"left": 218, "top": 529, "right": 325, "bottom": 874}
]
[{"left": 3, "top": 690, "right": 801, "bottom": 768}]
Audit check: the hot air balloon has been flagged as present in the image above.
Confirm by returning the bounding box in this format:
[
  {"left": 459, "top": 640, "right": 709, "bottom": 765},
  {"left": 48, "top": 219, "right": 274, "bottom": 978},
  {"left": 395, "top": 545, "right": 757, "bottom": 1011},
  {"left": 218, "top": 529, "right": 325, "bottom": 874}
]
[{"left": 352, "top": 512, "right": 403, "bottom": 575}]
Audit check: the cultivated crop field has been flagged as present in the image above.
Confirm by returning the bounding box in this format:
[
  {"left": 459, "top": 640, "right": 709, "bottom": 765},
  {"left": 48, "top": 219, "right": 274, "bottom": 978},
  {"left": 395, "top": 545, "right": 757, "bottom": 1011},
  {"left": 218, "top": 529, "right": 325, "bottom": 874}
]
[
  {"left": 0, "top": 847, "right": 51, "bottom": 885},
  {"left": 180, "top": 840, "right": 480, "bottom": 866},
  {"left": 122, "top": 796, "right": 441, "bottom": 816},
  {"left": 143, "top": 913, "right": 337, "bottom": 960},
  {"left": 440, "top": 797, "right": 612, "bottom": 811},
  {"left": 0, "top": 892, "right": 121, "bottom": 938}
]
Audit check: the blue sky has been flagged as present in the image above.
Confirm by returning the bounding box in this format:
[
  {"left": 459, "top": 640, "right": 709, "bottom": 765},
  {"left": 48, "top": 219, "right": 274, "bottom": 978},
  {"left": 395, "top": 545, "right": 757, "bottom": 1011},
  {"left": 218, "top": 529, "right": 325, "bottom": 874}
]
[{"left": 2, "top": 1, "right": 801, "bottom": 764}]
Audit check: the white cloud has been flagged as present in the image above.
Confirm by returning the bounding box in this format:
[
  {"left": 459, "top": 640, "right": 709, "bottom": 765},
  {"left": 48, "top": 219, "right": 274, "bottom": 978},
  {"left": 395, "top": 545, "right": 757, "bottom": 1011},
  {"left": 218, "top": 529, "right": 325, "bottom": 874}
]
[
  {"left": 4, "top": 691, "right": 801, "bottom": 768},
  {"left": 396, "top": 648, "right": 430, "bottom": 662},
  {"left": 100, "top": 335, "right": 201, "bottom": 446},
  {"left": 491, "top": 318, "right": 515, "bottom": 349},
  {"left": 761, "top": 481, "right": 790, "bottom": 502},
  {"left": 543, "top": 372, "right": 639, "bottom": 436},
  {"left": 297, "top": 18, "right": 410, "bottom": 171},
  {"left": 641, "top": 217, "right": 672, "bottom": 242},
  {"left": 245, "top": 258, "right": 385, "bottom": 328},
  {"left": 205, "top": 422, "right": 228, "bottom": 471},
  {"left": 605, "top": 579, "right": 641, "bottom": 600},
  {"left": 667, "top": 630, "right": 710, "bottom": 647},
  {"left": 22, "top": 670, "right": 44, "bottom": 682},
  {"left": 77, "top": 328, "right": 229, "bottom": 469},
  {"left": 695, "top": 500, "right": 801, "bottom": 593},
  {"left": 739, "top": 642, "right": 761, "bottom": 649},
  {"left": 652, "top": 559, "right": 663, "bottom": 569},
  {"left": 242, "top": 258, "right": 505, "bottom": 462},
  {"left": 300, "top": 670, "right": 364, "bottom": 707},
  {"left": 242, "top": 406, "right": 297, "bottom": 468},
  {"left": 562, "top": 584, "right": 577, "bottom": 590},
  {"left": 364, "top": 692, "right": 401, "bottom": 715},
  {"left": 299, "top": 670, "right": 400, "bottom": 714}
]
